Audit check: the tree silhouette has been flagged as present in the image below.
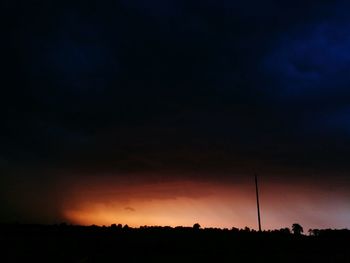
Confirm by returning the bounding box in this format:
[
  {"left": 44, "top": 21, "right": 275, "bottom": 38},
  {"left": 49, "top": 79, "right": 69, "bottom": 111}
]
[
  {"left": 292, "top": 223, "right": 303, "bottom": 235},
  {"left": 244, "top": 227, "right": 251, "bottom": 232},
  {"left": 193, "top": 223, "right": 201, "bottom": 230},
  {"left": 279, "top": 227, "right": 291, "bottom": 235},
  {"left": 308, "top": 229, "right": 320, "bottom": 236}
]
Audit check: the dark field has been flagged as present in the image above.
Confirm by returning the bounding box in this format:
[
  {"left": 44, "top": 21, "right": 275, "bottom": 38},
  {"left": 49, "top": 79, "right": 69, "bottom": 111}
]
[{"left": 1, "top": 224, "right": 349, "bottom": 263}]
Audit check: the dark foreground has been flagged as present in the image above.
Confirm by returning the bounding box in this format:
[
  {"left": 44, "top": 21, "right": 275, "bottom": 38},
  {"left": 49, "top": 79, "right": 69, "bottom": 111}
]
[{"left": 1, "top": 224, "right": 349, "bottom": 262}]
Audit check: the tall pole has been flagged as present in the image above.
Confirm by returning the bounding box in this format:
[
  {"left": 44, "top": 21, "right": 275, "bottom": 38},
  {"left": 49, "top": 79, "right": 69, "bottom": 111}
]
[{"left": 255, "top": 173, "right": 262, "bottom": 232}]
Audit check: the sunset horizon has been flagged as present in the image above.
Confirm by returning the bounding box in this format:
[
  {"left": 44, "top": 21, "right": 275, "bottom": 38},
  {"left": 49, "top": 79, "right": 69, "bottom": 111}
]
[
  {"left": 2, "top": 2, "right": 350, "bottom": 259},
  {"left": 3, "top": 172, "right": 349, "bottom": 231}
]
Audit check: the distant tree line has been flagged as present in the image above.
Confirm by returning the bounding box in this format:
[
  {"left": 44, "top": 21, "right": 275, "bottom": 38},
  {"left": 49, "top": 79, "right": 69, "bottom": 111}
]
[{"left": 1, "top": 222, "right": 349, "bottom": 238}]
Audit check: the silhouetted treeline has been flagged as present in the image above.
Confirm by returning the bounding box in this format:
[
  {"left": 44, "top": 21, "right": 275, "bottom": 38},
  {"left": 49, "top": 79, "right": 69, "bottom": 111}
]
[
  {"left": 2, "top": 222, "right": 349, "bottom": 236},
  {"left": 0, "top": 223, "right": 349, "bottom": 263}
]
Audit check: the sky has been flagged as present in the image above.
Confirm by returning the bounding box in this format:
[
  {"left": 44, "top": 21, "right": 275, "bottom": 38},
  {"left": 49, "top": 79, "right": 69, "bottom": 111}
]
[{"left": 1, "top": 0, "right": 350, "bottom": 231}]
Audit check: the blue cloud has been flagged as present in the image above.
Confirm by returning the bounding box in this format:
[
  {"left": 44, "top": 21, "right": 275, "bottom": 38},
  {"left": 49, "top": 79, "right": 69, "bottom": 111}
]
[{"left": 263, "top": 21, "right": 350, "bottom": 98}]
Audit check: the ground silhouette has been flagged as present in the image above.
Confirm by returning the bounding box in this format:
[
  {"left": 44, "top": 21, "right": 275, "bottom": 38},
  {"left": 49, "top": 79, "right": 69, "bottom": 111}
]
[{"left": 0, "top": 223, "right": 349, "bottom": 262}]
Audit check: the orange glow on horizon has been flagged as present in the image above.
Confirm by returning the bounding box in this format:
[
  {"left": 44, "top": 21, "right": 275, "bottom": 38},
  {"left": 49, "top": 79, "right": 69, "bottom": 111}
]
[
  {"left": 61, "top": 176, "right": 350, "bottom": 230},
  {"left": 63, "top": 180, "right": 256, "bottom": 228},
  {"left": 64, "top": 197, "right": 251, "bottom": 228}
]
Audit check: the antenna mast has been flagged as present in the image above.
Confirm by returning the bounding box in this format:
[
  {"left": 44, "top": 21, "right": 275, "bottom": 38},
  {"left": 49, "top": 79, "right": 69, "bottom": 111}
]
[{"left": 255, "top": 173, "right": 262, "bottom": 232}]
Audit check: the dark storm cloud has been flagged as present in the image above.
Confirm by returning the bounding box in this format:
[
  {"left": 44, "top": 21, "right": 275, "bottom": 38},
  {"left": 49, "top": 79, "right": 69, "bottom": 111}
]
[
  {"left": 259, "top": 2, "right": 350, "bottom": 172},
  {"left": 1, "top": 0, "right": 350, "bottom": 179}
]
